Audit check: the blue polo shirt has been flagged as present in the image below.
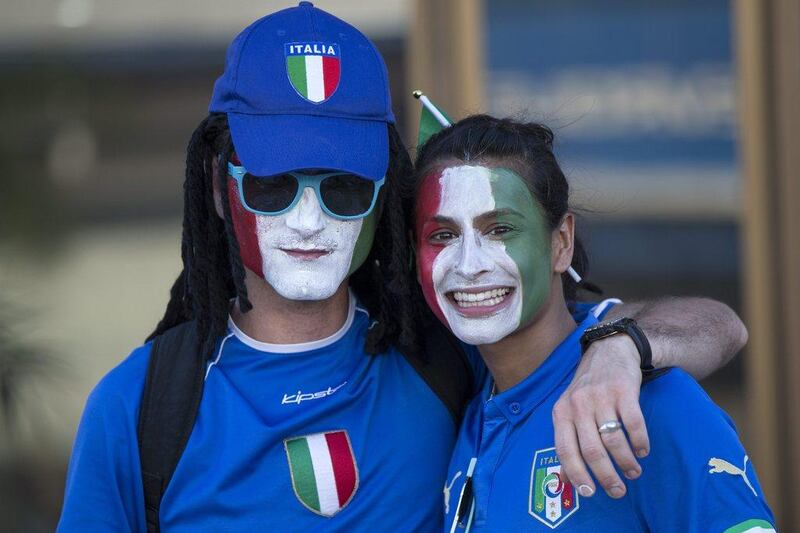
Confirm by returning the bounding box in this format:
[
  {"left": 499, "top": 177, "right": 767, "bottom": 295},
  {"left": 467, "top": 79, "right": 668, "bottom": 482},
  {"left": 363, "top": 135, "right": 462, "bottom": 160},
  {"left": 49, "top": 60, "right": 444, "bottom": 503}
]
[
  {"left": 444, "top": 311, "right": 775, "bottom": 532},
  {"left": 59, "top": 294, "right": 461, "bottom": 532}
]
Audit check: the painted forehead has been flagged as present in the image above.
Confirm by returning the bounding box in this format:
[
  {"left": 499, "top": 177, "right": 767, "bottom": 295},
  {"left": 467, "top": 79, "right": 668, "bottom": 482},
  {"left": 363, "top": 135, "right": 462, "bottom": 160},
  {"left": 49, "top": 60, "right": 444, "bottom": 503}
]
[{"left": 417, "top": 164, "right": 538, "bottom": 221}]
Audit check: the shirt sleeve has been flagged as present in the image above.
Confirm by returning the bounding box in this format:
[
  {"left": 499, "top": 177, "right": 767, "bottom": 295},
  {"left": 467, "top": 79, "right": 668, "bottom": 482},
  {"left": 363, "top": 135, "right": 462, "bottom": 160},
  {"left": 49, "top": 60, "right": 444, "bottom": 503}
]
[
  {"left": 571, "top": 298, "right": 622, "bottom": 322},
  {"left": 630, "top": 369, "right": 775, "bottom": 533},
  {"left": 57, "top": 344, "right": 151, "bottom": 533}
]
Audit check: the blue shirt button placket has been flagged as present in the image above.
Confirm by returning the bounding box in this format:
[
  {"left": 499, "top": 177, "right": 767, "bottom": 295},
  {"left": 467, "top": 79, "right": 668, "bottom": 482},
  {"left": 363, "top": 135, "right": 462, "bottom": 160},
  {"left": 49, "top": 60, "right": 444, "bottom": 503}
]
[{"left": 472, "top": 400, "right": 512, "bottom": 525}]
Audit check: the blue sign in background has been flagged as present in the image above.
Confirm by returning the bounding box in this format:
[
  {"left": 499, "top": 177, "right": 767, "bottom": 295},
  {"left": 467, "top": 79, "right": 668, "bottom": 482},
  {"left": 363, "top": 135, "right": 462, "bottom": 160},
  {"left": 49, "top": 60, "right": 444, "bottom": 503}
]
[
  {"left": 486, "top": 0, "right": 740, "bottom": 284},
  {"left": 486, "top": 0, "right": 736, "bottom": 167}
]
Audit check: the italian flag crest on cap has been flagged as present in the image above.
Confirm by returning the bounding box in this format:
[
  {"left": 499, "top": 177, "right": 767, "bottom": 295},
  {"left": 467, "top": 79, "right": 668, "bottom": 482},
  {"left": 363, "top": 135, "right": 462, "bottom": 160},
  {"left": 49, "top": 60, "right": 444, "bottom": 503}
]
[
  {"left": 284, "top": 430, "right": 359, "bottom": 517},
  {"left": 285, "top": 42, "right": 341, "bottom": 103}
]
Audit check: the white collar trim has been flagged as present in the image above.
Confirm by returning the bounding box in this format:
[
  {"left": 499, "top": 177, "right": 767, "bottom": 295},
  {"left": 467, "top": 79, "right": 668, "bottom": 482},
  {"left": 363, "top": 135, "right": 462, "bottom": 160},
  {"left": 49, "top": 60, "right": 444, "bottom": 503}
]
[{"left": 228, "top": 291, "right": 358, "bottom": 354}]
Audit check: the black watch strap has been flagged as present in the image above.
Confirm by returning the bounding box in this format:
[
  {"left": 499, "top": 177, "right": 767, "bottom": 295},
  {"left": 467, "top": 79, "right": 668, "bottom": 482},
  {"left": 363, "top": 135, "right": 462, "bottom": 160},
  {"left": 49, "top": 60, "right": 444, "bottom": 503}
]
[
  {"left": 622, "top": 319, "right": 654, "bottom": 373},
  {"left": 580, "top": 317, "right": 655, "bottom": 374}
]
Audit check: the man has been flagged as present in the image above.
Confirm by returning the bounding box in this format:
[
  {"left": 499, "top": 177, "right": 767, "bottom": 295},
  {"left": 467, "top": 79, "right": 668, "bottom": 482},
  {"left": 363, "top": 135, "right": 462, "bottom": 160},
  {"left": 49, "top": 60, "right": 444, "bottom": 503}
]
[{"left": 57, "top": 3, "right": 746, "bottom": 531}]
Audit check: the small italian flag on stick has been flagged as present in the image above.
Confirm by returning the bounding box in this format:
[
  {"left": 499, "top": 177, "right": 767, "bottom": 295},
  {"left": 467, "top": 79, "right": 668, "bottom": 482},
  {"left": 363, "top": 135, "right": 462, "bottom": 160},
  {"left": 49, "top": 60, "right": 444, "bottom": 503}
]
[{"left": 413, "top": 90, "right": 453, "bottom": 149}]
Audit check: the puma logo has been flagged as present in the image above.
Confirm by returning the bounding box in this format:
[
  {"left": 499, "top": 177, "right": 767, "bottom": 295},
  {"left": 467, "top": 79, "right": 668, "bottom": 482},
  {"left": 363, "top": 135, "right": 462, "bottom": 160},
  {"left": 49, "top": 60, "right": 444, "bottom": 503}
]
[
  {"left": 443, "top": 471, "right": 462, "bottom": 514},
  {"left": 708, "top": 455, "right": 757, "bottom": 496}
]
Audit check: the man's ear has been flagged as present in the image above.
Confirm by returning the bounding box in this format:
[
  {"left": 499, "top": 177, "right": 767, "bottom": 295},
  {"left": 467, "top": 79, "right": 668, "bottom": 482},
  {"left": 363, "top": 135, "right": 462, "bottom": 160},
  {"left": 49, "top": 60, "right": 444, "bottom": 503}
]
[
  {"left": 552, "top": 212, "right": 575, "bottom": 275},
  {"left": 211, "top": 158, "right": 224, "bottom": 219}
]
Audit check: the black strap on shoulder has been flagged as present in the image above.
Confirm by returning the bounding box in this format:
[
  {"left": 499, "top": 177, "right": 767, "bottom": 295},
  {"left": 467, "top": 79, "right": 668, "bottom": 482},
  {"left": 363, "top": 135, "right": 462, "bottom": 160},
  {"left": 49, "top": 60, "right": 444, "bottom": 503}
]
[
  {"left": 402, "top": 321, "right": 475, "bottom": 426},
  {"left": 137, "top": 320, "right": 206, "bottom": 533}
]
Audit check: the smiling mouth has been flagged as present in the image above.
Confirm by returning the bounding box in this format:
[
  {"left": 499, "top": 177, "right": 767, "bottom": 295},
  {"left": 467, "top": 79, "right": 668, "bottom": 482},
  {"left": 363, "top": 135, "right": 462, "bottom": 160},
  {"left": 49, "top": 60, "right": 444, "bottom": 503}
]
[{"left": 448, "top": 287, "right": 514, "bottom": 309}]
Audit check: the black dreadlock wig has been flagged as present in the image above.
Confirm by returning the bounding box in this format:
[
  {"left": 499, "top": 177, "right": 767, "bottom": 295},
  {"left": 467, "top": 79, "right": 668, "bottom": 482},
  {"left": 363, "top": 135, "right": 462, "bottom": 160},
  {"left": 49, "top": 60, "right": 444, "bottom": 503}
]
[{"left": 148, "top": 113, "right": 423, "bottom": 361}]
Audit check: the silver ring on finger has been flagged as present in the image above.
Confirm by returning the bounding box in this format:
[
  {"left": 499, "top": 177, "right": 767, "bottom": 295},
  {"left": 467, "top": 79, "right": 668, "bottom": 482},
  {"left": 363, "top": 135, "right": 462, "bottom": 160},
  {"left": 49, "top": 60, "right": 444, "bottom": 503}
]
[{"left": 598, "top": 420, "right": 623, "bottom": 434}]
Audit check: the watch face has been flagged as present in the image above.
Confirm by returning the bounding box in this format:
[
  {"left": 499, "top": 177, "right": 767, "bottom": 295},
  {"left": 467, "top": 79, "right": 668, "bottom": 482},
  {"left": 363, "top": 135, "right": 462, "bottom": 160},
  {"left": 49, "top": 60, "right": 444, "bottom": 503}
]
[
  {"left": 581, "top": 317, "right": 650, "bottom": 371},
  {"left": 589, "top": 323, "right": 618, "bottom": 339},
  {"left": 594, "top": 318, "right": 633, "bottom": 337},
  {"left": 582, "top": 317, "right": 633, "bottom": 346}
]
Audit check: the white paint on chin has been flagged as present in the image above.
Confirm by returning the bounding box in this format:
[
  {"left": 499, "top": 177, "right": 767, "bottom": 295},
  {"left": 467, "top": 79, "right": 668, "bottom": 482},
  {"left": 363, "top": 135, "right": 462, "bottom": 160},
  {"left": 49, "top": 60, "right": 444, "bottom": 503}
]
[
  {"left": 255, "top": 188, "right": 362, "bottom": 301},
  {"left": 431, "top": 166, "right": 523, "bottom": 345}
]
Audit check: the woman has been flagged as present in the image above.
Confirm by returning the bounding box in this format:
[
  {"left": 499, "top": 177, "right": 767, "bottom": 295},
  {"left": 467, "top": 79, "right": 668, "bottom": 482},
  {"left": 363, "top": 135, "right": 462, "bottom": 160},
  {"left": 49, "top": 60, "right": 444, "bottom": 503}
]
[{"left": 410, "top": 115, "right": 775, "bottom": 532}]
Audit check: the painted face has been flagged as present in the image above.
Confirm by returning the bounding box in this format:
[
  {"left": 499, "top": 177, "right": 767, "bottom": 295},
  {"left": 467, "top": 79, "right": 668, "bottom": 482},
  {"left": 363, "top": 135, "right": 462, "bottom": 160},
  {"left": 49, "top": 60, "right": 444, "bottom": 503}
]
[
  {"left": 415, "top": 165, "right": 552, "bottom": 345},
  {"left": 227, "top": 175, "right": 376, "bottom": 301}
]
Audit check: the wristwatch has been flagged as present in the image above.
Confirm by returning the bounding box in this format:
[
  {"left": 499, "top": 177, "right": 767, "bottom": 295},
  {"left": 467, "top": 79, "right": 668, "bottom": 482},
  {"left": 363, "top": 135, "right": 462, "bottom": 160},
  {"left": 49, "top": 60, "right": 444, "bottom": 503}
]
[{"left": 579, "top": 317, "right": 655, "bottom": 374}]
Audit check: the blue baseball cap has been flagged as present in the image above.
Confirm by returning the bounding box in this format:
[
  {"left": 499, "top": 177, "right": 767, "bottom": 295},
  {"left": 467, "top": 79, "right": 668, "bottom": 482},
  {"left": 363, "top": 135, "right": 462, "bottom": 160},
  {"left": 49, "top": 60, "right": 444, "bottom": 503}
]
[{"left": 209, "top": 1, "right": 395, "bottom": 181}]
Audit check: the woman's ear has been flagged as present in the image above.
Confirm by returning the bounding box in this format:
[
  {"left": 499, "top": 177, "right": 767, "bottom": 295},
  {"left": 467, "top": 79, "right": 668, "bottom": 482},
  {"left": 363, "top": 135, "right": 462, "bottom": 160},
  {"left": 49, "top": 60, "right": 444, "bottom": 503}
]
[
  {"left": 552, "top": 212, "right": 575, "bottom": 274},
  {"left": 211, "top": 158, "right": 225, "bottom": 219}
]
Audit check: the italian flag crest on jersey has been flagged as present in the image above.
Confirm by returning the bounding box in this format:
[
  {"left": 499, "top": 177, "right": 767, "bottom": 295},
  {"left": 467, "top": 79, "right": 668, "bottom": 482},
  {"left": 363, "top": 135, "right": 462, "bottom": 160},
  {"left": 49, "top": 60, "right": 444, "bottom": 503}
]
[
  {"left": 285, "top": 42, "right": 341, "bottom": 103},
  {"left": 284, "top": 430, "right": 359, "bottom": 517},
  {"left": 530, "top": 447, "right": 579, "bottom": 528}
]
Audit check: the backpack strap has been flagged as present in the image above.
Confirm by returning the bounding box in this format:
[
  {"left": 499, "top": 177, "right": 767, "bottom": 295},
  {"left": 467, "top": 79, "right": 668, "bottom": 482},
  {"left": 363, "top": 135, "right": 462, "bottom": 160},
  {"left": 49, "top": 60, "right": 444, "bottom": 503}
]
[
  {"left": 137, "top": 320, "right": 205, "bottom": 533},
  {"left": 402, "top": 321, "right": 475, "bottom": 425}
]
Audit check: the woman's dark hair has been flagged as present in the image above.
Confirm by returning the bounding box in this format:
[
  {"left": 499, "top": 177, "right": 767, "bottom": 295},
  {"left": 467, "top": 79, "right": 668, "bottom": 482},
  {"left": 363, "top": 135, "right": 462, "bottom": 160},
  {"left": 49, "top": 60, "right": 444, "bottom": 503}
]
[
  {"left": 410, "top": 114, "right": 598, "bottom": 303},
  {"left": 147, "top": 113, "right": 420, "bottom": 360}
]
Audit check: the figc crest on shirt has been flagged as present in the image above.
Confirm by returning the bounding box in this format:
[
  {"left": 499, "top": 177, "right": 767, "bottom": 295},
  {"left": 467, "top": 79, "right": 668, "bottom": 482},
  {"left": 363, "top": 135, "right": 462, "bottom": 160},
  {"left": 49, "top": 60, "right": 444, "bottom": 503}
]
[
  {"left": 284, "top": 430, "right": 359, "bottom": 517},
  {"left": 285, "top": 42, "right": 341, "bottom": 103},
  {"left": 530, "top": 447, "right": 579, "bottom": 528}
]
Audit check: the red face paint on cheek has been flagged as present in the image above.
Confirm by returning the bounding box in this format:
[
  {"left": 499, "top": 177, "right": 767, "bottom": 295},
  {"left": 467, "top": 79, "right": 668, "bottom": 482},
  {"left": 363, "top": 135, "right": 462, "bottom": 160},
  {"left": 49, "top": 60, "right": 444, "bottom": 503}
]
[
  {"left": 227, "top": 177, "right": 264, "bottom": 279},
  {"left": 414, "top": 172, "right": 446, "bottom": 325}
]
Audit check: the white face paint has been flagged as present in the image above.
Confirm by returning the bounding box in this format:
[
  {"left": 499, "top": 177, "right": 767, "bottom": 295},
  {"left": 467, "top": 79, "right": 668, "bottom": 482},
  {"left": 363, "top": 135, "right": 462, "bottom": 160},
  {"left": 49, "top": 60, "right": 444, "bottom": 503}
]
[
  {"left": 256, "top": 188, "right": 363, "bottom": 300},
  {"left": 431, "top": 166, "right": 524, "bottom": 345}
]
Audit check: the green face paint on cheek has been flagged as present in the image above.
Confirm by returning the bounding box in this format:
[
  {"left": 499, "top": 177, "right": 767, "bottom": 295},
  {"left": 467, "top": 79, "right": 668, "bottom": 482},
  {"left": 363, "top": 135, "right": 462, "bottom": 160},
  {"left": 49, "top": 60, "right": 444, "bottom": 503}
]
[
  {"left": 489, "top": 168, "right": 552, "bottom": 327},
  {"left": 347, "top": 209, "right": 377, "bottom": 275}
]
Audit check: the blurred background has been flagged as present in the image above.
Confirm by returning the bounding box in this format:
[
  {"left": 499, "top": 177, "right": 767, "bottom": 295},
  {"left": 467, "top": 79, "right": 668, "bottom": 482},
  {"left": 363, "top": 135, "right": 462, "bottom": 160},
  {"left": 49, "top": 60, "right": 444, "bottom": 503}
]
[{"left": 0, "top": 0, "right": 797, "bottom": 530}]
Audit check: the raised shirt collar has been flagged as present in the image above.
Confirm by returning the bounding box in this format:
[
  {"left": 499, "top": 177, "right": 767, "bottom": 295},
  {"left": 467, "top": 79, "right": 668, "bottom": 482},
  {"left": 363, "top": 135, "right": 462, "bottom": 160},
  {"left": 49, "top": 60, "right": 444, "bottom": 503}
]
[{"left": 486, "top": 311, "right": 600, "bottom": 424}]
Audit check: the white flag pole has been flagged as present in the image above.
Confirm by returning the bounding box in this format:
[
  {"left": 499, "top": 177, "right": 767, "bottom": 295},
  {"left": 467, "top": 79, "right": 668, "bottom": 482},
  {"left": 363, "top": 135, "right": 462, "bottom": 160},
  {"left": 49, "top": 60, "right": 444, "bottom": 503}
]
[{"left": 413, "top": 90, "right": 452, "bottom": 127}]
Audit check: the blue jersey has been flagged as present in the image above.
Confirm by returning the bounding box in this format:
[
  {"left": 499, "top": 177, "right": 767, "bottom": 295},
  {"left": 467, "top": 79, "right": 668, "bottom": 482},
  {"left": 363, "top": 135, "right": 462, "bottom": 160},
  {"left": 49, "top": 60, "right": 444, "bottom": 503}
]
[
  {"left": 444, "top": 309, "right": 775, "bottom": 532},
  {"left": 59, "top": 294, "right": 466, "bottom": 532}
]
